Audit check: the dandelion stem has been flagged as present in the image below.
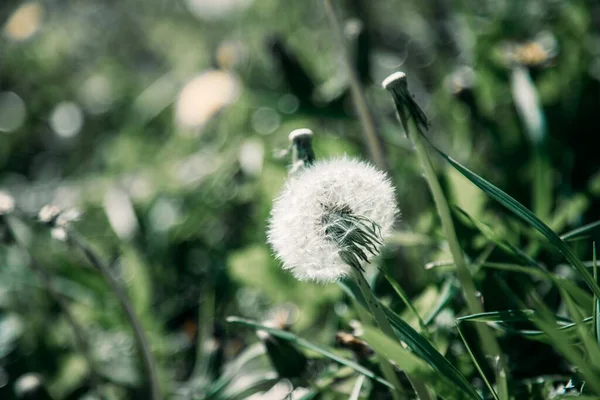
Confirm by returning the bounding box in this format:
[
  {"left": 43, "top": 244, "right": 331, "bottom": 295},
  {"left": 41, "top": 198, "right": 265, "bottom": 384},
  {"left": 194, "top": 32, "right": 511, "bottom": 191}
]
[
  {"left": 352, "top": 269, "right": 432, "bottom": 400},
  {"left": 69, "top": 234, "right": 161, "bottom": 400},
  {"left": 322, "top": 0, "right": 388, "bottom": 171}
]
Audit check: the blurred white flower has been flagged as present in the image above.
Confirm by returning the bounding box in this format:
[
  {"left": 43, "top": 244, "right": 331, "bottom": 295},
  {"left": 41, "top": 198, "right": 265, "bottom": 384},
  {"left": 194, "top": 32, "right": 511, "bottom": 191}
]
[
  {"left": 0, "top": 191, "right": 15, "bottom": 215},
  {"left": 267, "top": 157, "right": 398, "bottom": 282},
  {"left": 38, "top": 204, "right": 61, "bottom": 224}
]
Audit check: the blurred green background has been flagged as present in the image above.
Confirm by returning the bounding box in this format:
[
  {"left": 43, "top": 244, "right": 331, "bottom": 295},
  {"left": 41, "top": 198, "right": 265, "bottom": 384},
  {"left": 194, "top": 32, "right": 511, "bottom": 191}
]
[{"left": 1, "top": 0, "right": 600, "bottom": 399}]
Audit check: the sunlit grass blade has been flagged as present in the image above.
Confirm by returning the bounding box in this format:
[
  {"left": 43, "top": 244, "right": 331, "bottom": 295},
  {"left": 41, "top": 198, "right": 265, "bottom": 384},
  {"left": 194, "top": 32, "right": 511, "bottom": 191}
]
[
  {"left": 430, "top": 260, "right": 594, "bottom": 313},
  {"left": 482, "top": 263, "right": 593, "bottom": 312},
  {"left": 527, "top": 294, "right": 600, "bottom": 394},
  {"left": 560, "top": 287, "right": 600, "bottom": 370},
  {"left": 455, "top": 322, "right": 499, "bottom": 400},
  {"left": 431, "top": 144, "right": 600, "bottom": 298},
  {"left": 457, "top": 310, "right": 592, "bottom": 344},
  {"left": 225, "top": 316, "right": 393, "bottom": 389},
  {"left": 361, "top": 326, "right": 469, "bottom": 400},
  {"left": 561, "top": 221, "right": 600, "bottom": 241},
  {"left": 340, "top": 280, "right": 481, "bottom": 400},
  {"left": 495, "top": 280, "right": 600, "bottom": 394}
]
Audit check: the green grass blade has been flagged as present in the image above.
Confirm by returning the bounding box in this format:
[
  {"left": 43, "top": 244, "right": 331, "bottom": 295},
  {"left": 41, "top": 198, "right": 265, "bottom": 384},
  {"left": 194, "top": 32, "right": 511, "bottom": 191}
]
[
  {"left": 560, "top": 287, "right": 600, "bottom": 369},
  {"left": 432, "top": 146, "right": 600, "bottom": 298},
  {"left": 455, "top": 322, "right": 499, "bottom": 400},
  {"left": 340, "top": 280, "right": 481, "bottom": 400},
  {"left": 561, "top": 221, "right": 600, "bottom": 241},
  {"left": 225, "top": 316, "right": 393, "bottom": 389},
  {"left": 457, "top": 310, "right": 592, "bottom": 343},
  {"left": 378, "top": 267, "right": 427, "bottom": 333}
]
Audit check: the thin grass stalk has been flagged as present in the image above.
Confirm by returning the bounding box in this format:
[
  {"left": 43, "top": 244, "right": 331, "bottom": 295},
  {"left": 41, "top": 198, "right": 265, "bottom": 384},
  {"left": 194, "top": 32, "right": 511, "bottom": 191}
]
[
  {"left": 2, "top": 216, "right": 104, "bottom": 393},
  {"left": 69, "top": 234, "right": 161, "bottom": 400},
  {"left": 322, "top": 0, "right": 387, "bottom": 171},
  {"left": 191, "top": 289, "right": 215, "bottom": 378},
  {"left": 353, "top": 269, "right": 433, "bottom": 400},
  {"left": 594, "top": 243, "right": 599, "bottom": 345}
]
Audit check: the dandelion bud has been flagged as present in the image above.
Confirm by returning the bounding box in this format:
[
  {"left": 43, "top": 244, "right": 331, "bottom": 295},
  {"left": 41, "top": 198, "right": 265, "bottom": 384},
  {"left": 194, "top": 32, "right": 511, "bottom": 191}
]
[
  {"left": 382, "top": 72, "right": 429, "bottom": 136},
  {"left": 288, "top": 128, "right": 315, "bottom": 173},
  {"left": 268, "top": 157, "right": 397, "bottom": 282}
]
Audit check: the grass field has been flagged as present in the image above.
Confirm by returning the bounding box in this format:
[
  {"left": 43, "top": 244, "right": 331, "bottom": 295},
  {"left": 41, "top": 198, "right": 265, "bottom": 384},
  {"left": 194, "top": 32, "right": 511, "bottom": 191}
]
[{"left": 2, "top": 1, "right": 600, "bottom": 399}]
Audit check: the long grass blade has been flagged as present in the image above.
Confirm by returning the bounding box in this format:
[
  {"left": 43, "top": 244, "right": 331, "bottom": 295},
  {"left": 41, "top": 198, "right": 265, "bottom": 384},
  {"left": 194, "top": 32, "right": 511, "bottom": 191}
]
[
  {"left": 431, "top": 144, "right": 600, "bottom": 298},
  {"left": 225, "top": 316, "right": 393, "bottom": 389}
]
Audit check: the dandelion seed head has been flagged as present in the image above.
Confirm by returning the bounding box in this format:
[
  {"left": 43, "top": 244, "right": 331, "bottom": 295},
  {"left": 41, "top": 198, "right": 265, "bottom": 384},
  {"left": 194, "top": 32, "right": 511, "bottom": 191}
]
[{"left": 267, "top": 157, "right": 398, "bottom": 283}]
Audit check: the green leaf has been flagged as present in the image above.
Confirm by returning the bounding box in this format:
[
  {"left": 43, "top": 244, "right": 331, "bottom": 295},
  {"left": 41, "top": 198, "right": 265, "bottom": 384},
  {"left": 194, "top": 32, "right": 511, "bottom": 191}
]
[
  {"left": 339, "top": 280, "right": 481, "bottom": 400},
  {"left": 433, "top": 145, "right": 600, "bottom": 298},
  {"left": 225, "top": 316, "right": 393, "bottom": 389}
]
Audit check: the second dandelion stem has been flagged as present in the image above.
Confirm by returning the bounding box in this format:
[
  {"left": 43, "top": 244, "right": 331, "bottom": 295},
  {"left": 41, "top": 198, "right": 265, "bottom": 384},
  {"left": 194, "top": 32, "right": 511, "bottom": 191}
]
[{"left": 411, "top": 129, "right": 509, "bottom": 400}]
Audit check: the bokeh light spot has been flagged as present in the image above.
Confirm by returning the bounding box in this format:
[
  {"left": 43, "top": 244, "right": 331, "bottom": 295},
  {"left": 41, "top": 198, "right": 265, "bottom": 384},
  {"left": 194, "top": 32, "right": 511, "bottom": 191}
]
[
  {"left": 238, "top": 139, "right": 264, "bottom": 177},
  {"left": 251, "top": 107, "right": 280, "bottom": 135},
  {"left": 50, "top": 102, "right": 84, "bottom": 138},
  {"left": 185, "top": 0, "right": 251, "bottom": 20},
  {"left": 4, "top": 2, "right": 43, "bottom": 41},
  {"left": 79, "top": 75, "right": 114, "bottom": 115},
  {"left": 0, "top": 92, "right": 26, "bottom": 133},
  {"left": 175, "top": 70, "right": 240, "bottom": 134}
]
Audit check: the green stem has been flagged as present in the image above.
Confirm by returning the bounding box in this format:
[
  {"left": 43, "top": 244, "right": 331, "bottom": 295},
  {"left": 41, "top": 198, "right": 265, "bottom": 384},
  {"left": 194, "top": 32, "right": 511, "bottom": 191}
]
[
  {"left": 322, "top": 0, "right": 388, "bottom": 171},
  {"left": 70, "top": 234, "right": 162, "bottom": 400},
  {"left": 410, "top": 130, "right": 509, "bottom": 400},
  {"left": 353, "top": 269, "right": 433, "bottom": 400}
]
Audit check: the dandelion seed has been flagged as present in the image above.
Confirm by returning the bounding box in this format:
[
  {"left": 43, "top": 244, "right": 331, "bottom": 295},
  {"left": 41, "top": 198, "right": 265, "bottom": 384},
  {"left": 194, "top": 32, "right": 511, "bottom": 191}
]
[{"left": 267, "top": 157, "right": 398, "bottom": 282}]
